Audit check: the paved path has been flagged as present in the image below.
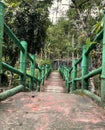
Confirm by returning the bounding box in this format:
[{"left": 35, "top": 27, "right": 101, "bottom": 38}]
[
  {"left": 41, "top": 71, "right": 65, "bottom": 93},
  {"left": 0, "top": 71, "right": 105, "bottom": 130}
]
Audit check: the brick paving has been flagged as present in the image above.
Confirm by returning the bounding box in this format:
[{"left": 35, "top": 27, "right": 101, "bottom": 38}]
[{"left": 0, "top": 71, "right": 105, "bottom": 130}]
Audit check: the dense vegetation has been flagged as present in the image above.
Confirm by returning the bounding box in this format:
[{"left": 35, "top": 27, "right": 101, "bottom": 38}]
[
  {"left": 4, "top": 0, "right": 104, "bottom": 64},
  {"left": 4, "top": 0, "right": 53, "bottom": 66},
  {"left": 45, "top": 0, "right": 103, "bottom": 60}
]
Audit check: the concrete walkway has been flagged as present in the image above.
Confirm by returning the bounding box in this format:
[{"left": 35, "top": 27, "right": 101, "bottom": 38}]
[
  {"left": 41, "top": 71, "right": 66, "bottom": 93},
  {"left": 0, "top": 71, "right": 105, "bottom": 130}
]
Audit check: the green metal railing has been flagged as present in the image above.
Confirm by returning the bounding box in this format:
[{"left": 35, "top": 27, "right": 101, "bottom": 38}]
[
  {"left": 0, "top": 2, "right": 52, "bottom": 100},
  {"left": 37, "top": 64, "right": 52, "bottom": 92},
  {"left": 59, "top": 11, "right": 105, "bottom": 106}
]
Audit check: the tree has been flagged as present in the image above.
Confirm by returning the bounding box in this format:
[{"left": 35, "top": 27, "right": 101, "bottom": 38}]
[
  {"left": 45, "top": 18, "right": 71, "bottom": 60},
  {"left": 12, "top": 0, "right": 53, "bottom": 54},
  {"left": 3, "top": 0, "right": 53, "bottom": 67},
  {"left": 66, "top": 0, "right": 103, "bottom": 58}
]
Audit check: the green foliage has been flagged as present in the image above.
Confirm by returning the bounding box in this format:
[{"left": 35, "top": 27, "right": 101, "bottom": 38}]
[
  {"left": 45, "top": 0, "right": 104, "bottom": 60},
  {"left": 64, "top": 0, "right": 103, "bottom": 58},
  {"left": 92, "top": 20, "right": 103, "bottom": 33},
  {"left": 40, "top": 59, "right": 52, "bottom": 66},
  {"left": 36, "top": 58, "right": 52, "bottom": 66},
  {"left": 3, "top": 0, "right": 53, "bottom": 67},
  {"left": 2, "top": 0, "right": 104, "bottom": 66},
  {"left": 45, "top": 18, "right": 71, "bottom": 59},
  {"left": 12, "top": 0, "right": 52, "bottom": 54},
  {"left": 86, "top": 38, "right": 97, "bottom": 50}
]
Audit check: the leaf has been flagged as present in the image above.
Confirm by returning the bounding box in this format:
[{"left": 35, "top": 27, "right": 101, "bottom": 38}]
[
  {"left": 92, "top": 20, "right": 103, "bottom": 33},
  {"left": 86, "top": 37, "right": 97, "bottom": 50}
]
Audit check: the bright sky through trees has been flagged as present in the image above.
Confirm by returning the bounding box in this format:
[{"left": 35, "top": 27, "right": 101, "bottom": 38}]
[{"left": 49, "top": 0, "right": 70, "bottom": 24}]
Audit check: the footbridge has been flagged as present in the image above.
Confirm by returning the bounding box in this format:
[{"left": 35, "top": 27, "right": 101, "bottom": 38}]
[{"left": 0, "top": 2, "right": 105, "bottom": 130}]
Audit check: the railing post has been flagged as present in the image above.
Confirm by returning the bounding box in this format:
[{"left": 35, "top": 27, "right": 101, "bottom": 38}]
[
  {"left": 63, "top": 67, "right": 65, "bottom": 79},
  {"left": 72, "top": 59, "right": 77, "bottom": 91},
  {"left": 29, "top": 54, "right": 35, "bottom": 90},
  {"left": 66, "top": 69, "right": 70, "bottom": 93},
  {"left": 81, "top": 45, "right": 89, "bottom": 90},
  {"left": 64, "top": 68, "right": 66, "bottom": 80},
  {"left": 0, "top": 2, "right": 5, "bottom": 84},
  {"left": 101, "top": 11, "right": 105, "bottom": 105},
  {"left": 45, "top": 65, "right": 48, "bottom": 79},
  {"left": 20, "top": 41, "right": 27, "bottom": 87},
  {"left": 61, "top": 66, "right": 63, "bottom": 78},
  {"left": 41, "top": 66, "right": 45, "bottom": 85},
  {"left": 37, "top": 69, "right": 41, "bottom": 92}
]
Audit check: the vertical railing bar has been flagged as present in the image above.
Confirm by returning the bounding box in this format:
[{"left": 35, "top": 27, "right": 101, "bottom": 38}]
[
  {"left": 72, "top": 59, "right": 77, "bottom": 91},
  {"left": 101, "top": 11, "right": 105, "bottom": 105},
  {"left": 29, "top": 54, "right": 35, "bottom": 90},
  {"left": 20, "top": 41, "right": 27, "bottom": 87},
  {"left": 0, "top": 2, "right": 5, "bottom": 84},
  {"left": 81, "top": 45, "right": 89, "bottom": 90}
]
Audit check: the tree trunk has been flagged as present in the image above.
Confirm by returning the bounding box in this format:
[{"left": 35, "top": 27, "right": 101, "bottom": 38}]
[{"left": 71, "top": 0, "right": 88, "bottom": 37}]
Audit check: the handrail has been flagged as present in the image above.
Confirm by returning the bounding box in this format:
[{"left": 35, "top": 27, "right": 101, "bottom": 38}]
[
  {"left": 75, "top": 57, "right": 82, "bottom": 66},
  {"left": 2, "top": 62, "right": 24, "bottom": 76},
  {"left": 58, "top": 11, "right": 105, "bottom": 106},
  {"left": 93, "top": 29, "right": 103, "bottom": 42},
  {"left": 26, "top": 73, "right": 40, "bottom": 82},
  {"left": 84, "top": 67, "right": 102, "bottom": 79},
  {"left": 0, "top": 2, "right": 52, "bottom": 100},
  {"left": 4, "top": 23, "right": 24, "bottom": 52},
  {"left": 27, "top": 53, "right": 34, "bottom": 62}
]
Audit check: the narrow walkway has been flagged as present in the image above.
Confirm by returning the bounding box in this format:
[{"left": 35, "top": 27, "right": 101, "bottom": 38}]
[
  {"left": 0, "top": 71, "right": 105, "bottom": 130},
  {"left": 41, "top": 71, "right": 66, "bottom": 93}
]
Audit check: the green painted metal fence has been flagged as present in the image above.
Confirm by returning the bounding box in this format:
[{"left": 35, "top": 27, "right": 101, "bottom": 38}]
[
  {"left": 0, "top": 2, "right": 52, "bottom": 100},
  {"left": 59, "top": 11, "right": 105, "bottom": 106}
]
